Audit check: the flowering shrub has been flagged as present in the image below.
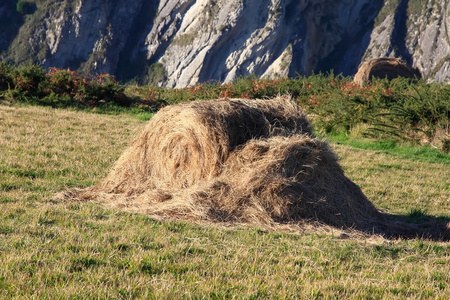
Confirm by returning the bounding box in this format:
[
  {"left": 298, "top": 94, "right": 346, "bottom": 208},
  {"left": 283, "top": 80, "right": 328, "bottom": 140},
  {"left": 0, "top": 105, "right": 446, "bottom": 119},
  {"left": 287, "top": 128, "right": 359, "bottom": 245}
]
[{"left": 1, "top": 64, "right": 129, "bottom": 108}]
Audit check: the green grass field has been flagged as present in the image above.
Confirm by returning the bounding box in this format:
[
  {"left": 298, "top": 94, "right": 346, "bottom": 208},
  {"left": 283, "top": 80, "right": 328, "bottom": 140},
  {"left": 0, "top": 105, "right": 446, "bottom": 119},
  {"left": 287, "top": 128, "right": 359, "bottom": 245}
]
[{"left": 1, "top": 104, "right": 449, "bottom": 299}]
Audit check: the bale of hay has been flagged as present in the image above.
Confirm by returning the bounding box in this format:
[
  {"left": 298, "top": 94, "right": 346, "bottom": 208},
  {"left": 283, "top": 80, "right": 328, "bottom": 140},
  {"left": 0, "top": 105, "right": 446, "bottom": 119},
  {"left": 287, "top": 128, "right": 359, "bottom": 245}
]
[
  {"left": 354, "top": 57, "right": 421, "bottom": 86},
  {"left": 97, "top": 97, "right": 313, "bottom": 193},
  {"left": 72, "top": 96, "right": 386, "bottom": 231}
]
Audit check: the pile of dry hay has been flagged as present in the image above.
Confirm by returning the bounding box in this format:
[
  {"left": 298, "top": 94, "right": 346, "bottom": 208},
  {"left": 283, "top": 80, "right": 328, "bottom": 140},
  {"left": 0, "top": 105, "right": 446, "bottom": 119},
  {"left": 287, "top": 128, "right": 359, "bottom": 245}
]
[
  {"left": 354, "top": 57, "right": 421, "bottom": 86},
  {"left": 68, "top": 97, "right": 392, "bottom": 233}
]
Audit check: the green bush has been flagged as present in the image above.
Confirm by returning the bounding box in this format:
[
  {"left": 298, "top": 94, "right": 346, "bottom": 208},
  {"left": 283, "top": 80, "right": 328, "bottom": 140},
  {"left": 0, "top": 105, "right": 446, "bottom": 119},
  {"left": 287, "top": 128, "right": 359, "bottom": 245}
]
[
  {"left": 144, "top": 63, "right": 168, "bottom": 86},
  {"left": 368, "top": 82, "right": 450, "bottom": 142},
  {"left": 0, "top": 62, "right": 14, "bottom": 91},
  {"left": 16, "top": 1, "right": 36, "bottom": 15},
  {"left": 76, "top": 74, "right": 130, "bottom": 107},
  {"left": 2, "top": 64, "right": 132, "bottom": 109},
  {"left": 13, "top": 63, "right": 47, "bottom": 96}
]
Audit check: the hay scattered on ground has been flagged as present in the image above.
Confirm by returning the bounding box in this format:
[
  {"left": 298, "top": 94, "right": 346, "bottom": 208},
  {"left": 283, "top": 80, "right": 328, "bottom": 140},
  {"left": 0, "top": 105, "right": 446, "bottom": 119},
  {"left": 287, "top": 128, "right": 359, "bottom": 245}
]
[
  {"left": 63, "top": 97, "right": 449, "bottom": 240},
  {"left": 354, "top": 57, "right": 421, "bottom": 86}
]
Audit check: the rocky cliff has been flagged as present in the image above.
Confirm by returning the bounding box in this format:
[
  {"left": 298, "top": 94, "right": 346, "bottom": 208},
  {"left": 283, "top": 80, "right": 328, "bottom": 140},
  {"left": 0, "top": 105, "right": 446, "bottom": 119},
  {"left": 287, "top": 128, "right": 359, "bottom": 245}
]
[{"left": 1, "top": 0, "right": 449, "bottom": 87}]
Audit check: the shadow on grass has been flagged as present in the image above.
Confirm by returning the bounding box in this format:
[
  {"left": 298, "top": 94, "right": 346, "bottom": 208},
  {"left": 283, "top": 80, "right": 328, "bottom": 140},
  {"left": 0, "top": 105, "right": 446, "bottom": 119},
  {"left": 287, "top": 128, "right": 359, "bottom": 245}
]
[{"left": 367, "top": 213, "right": 450, "bottom": 242}]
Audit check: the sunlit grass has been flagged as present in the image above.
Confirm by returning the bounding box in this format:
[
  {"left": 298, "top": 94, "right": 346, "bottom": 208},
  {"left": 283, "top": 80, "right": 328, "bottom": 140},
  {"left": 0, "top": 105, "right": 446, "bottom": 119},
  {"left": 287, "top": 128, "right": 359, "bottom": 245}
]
[
  {"left": 0, "top": 105, "right": 449, "bottom": 299},
  {"left": 325, "top": 132, "right": 450, "bottom": 165}
]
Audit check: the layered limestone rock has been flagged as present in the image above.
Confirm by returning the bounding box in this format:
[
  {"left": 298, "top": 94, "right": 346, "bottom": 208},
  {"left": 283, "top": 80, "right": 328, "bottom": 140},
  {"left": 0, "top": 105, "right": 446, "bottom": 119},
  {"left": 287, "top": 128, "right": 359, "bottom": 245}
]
[
  {"left": 1, "top": 0, "right": 146, "bottom": 75},
  {"left": 145, "top": 0, "right": 381, "bottom": 87},
  {"left": 145, "top": 0, "right": 295, "bottom": 87},
  {"left": 1, "top": 0, "right": 450, "bottom": 86}
]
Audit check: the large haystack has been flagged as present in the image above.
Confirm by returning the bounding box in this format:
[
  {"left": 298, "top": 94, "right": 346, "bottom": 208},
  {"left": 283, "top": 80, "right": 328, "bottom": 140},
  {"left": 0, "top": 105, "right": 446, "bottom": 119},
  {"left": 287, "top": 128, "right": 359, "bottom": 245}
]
[
  {"left": 354, "top": 57, "right": 421, "bottom": 86},
  {"left": 72, "top": 97, "right": 386, "bottom": 231}
]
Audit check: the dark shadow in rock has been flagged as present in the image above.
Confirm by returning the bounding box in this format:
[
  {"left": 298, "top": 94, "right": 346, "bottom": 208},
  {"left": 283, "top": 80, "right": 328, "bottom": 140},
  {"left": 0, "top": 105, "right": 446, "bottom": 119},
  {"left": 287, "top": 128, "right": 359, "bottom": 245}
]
[
  {"left": 316, "top": 0, "right": 385, "bottom": 76},
  {"left": 0, "top": 2, "right": 27, "bottom": 57},
  {"left": 388, "top": 0, "right": 413, "bottom": 65}
]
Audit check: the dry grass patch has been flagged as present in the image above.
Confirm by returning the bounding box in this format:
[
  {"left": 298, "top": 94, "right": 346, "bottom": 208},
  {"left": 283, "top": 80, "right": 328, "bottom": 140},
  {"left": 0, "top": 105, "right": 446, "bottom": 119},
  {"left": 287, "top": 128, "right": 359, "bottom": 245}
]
[
  {"left": 335, "top": 144, "right": 450, "bottom": 217},
  {"left": 0, "top": 105, "right": 141, "bottom": 202}
]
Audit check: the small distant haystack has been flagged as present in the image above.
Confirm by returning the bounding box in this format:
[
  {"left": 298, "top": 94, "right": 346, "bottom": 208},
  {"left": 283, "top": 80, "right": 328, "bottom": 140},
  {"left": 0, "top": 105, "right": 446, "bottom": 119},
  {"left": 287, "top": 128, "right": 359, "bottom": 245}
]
[
  {"left": 354, "top": 57, "right": 421, "bottom": 86},
  {"left": 71, "top": 97, "right": 385, "bottom": 230}
]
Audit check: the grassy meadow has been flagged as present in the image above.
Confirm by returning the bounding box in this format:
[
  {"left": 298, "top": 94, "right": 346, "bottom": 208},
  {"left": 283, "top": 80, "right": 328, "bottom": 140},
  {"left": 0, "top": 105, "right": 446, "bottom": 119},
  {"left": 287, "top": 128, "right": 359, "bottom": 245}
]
[{"left": 1, "top": 103, "right": 449, "bottom": 299}]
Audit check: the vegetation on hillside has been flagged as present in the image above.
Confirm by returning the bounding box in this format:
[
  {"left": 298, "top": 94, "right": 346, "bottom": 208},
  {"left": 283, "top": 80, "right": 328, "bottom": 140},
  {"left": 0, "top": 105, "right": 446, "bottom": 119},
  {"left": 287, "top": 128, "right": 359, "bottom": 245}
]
[{"left": 0, "top": 62, "right": 449, "bottom": 152}]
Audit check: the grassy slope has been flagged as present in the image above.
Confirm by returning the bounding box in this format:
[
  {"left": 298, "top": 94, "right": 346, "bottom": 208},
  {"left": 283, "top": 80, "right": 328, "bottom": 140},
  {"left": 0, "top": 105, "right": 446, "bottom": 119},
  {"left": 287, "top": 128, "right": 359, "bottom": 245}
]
[{"left": 0, "top": 105, "right": 449, "bottom": 299}]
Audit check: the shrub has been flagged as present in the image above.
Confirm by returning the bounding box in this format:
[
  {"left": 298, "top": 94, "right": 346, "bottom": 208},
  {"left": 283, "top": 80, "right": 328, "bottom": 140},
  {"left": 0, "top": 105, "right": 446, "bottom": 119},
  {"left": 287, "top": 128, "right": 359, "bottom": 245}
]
[
  {"left": 144, "top": 63, "right": 168, "bottom": 86},
  {"left": 16, "top": 1, "right": 36, "bottom": 15},
  {"left": 75, "top": 73, "right": 130, "bottom": 107},
  {"left": 14, "top": 63, "right": 47, "bottom": 96},
  {"left": 2, "top": 64, "right": 133, "bottom": 109},
  {"left": 46, "top": 68, "right": 79, "bottom": 95},
  {"left": 0, "top": 62, "right": 14, "bottom": 91}
]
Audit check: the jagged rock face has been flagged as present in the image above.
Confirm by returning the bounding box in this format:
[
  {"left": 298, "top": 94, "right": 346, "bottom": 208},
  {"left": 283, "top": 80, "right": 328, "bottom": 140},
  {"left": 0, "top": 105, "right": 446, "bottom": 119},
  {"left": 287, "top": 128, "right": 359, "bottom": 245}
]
[
  {"left": 1, "top": 0, "right": 449, "bottom": 87},
  {"left": 0, "top": 0, "right": 150, "bottom": 75},
  {"left": 41, "top": 0, "right": 142, "bottom": 73},
  {"left": 36, "top": 0, "right": 145, "bottom": 74},
  {"left": 145, "top": 0, "right": 382, "bottom": 87}
]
